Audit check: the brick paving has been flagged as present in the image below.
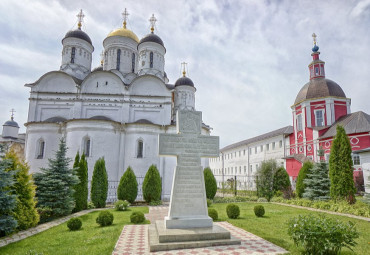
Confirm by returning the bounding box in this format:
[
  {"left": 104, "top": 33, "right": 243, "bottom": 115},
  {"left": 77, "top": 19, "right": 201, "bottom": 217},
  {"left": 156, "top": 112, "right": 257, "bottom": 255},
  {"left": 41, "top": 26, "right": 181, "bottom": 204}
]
[{"left": 112, "top": 206, "right": 288, "bottom": 255}]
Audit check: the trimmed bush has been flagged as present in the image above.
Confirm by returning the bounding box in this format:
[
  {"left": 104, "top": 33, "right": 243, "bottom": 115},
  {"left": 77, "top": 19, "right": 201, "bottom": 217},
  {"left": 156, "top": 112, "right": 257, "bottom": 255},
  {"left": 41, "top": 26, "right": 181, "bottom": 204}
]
[
  {"left": 96, "top": 210, "right": 114, "bottom": 226},
  {"left": 257, "top": 197, "right": 268, "bottom": 203},
  {"left": 67, "top": 217, "right": 82, "bottom": 231},
  {"left": 296, "top": 161, "right": 313, "bottom": 198},
  {"left": 117, "top": 166, "right": 138, "bottom": 203},
  {"left": 226, "top": 203, "right": 240, "bottom": 219},
  {"left": 91, "top": 158, "right": 108, "bottom": 208},
  {"left": 287, "top": 214, "right": 359, "bottom": 254},
  {"left": 130, "top": 211, "right": 145, "bottom": 223},
  {"left": 142, "top": 165, "right": 162, "bottom": 203},
  {"left": 254, "top": 205, "right": 265, "bottom": 217},
  {"left": 115, "top": 200, "right": 130, "bottom": 211},
  {"left": 208, "top": 208, "right": 218, "bottom": 221},
  {"left": 204, "top": 167, "right": 217, "bottom": 199}
]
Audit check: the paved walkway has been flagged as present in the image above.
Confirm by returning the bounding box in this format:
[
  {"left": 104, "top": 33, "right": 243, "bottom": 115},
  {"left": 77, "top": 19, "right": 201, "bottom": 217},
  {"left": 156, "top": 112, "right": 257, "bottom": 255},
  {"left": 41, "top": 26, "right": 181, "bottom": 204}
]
[
  {"left": 112, "top": 206, "right": 288, "bottom": 255},
  {"left": 0, "top": 208, "right": 104, "bottom": 248}
]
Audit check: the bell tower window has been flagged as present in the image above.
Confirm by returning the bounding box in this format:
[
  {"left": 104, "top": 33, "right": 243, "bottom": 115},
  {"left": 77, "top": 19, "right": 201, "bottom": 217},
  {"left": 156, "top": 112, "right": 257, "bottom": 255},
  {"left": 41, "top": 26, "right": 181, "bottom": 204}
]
[
  {"left": 116, "top": 49, "right": 121, "bottom": 70},
  {"left": 150, "top": 52, "right": 153, "bottom": 68},
  {"left": 132, "top": 53, "right": 135, "bottom": 72},
  {"left": 37, "top": 139, "right": 45, "bottom": 159},
  {"left": 71, "top": 47, "right": 76, "bottom": 64},
  {"left": 315, "top": 110, "right": 324, "bottom": 127}
]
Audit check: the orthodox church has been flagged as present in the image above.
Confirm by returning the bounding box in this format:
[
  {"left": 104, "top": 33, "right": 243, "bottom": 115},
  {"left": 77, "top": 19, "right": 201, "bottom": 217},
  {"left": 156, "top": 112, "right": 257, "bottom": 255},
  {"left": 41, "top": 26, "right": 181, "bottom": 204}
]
[{"left": 23, "top": 10, "right": 210, "bottom": 201}]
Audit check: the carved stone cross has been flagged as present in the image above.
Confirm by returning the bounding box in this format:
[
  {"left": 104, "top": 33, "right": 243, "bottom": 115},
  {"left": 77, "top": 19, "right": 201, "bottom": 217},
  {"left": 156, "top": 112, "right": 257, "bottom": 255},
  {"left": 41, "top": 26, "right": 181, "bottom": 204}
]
[{"left": 159, "top": 110, "right": 219, "bottom": 229}]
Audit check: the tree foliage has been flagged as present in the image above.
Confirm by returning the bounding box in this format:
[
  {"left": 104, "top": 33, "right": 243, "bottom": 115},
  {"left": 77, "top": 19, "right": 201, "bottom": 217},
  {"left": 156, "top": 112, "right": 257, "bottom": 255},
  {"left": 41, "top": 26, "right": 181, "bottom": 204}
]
[
  {"left": 204, "top": 167, "right": 217, "bottom": 199},
  {"left": 296, "top": 161, "right": 314, "bottom": 198},
  {"left": 142, "top": 164, "right": 162, "bottom": 203},
  {"left": 34, "top": 139, "right": 78, "bottom": 217},
  {"left": 91, "top": 157, "right": 108, "bottom": 208},
  {"left": 117, "top": 166, "right": 138, "bottom": 203},
  {"left": 5, "top": 150, "right": 39, "bottom": 230},
  {"left": 73, "top": 152, "right": 88, "bottom": 212},
  {"left": 329, "top": 126, "right": 356, "bottom": 201},
  {"left": 256, "top": 160, "right": 277, "bottom": 201},
  {"left": 273, "top": 167, "right": 291, "bottom": 193}
]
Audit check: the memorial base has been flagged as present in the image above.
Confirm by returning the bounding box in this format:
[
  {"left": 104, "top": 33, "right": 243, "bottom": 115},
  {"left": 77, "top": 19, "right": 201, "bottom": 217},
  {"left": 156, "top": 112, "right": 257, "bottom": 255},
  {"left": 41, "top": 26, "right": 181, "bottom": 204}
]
[
  {"left": 148, "top": 220, "right": 241, "bottom": 252},
  {"left": 164, "top": 215, "right": 213, "bottom": 229}
]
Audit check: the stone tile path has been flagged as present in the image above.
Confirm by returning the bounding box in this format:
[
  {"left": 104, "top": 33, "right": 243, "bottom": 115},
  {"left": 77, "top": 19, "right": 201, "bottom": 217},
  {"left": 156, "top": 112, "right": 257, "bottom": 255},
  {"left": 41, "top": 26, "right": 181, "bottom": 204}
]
[{"left": 112, "top": 206, "right": 287, "bottom": 255}]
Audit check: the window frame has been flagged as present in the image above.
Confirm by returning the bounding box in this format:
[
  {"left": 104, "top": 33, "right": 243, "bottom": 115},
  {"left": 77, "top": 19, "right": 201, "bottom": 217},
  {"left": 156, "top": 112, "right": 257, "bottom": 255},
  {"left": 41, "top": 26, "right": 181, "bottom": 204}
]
[
  {"left": 297, "top": 114, "right": 303, "bottom": 131},
  {"left": 137, "top": 139, "right": 144, "bottom": 158},
  {"left": 314, "top": 109, "right": 325, "bottom": 127},
  {"left": 36, "top": 139, "right": 45, "bottom": 159},
  {"left": 116, "top": 49, "right": 121, "bottom": 70}
]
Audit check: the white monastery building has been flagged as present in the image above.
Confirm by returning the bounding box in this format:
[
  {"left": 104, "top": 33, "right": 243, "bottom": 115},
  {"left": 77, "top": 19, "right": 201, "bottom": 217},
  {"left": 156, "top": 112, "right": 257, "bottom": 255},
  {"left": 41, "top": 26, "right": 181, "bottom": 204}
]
[{"left": 23, "top": 10, "right": 211, "bottom": 201}]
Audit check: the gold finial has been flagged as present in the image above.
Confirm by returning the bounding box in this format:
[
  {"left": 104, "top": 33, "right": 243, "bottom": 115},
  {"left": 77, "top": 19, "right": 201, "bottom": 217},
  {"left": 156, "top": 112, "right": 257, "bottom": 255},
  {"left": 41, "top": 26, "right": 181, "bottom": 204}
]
[
  {"left": 100, "top": 50, "right": 104, "bottom": 66},
  {"left": 149, "top": 14, "right": 157, "bottom": 33},
  {"left": 181, "top": 62, "right": 187, "bottom": 77},
  {"left": 10, "top": 109, "right": 15, "bottom": 121},
  {"left": 77, "top": 9, "right": 85, "bottom": 30},
  {"left": 312, "top": 33, "right": 317, "bottom": 46},
  {"left": 122, "top": 8, "right": 129, "bottom": 29}
]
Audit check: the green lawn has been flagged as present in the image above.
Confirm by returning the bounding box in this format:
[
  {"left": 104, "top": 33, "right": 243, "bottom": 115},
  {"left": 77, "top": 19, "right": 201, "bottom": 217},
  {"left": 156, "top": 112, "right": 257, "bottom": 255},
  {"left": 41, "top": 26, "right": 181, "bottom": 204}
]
[
  {"left": 0, "top": 207, "right": 149, "bottom": 255},
  {"left": 211, "top": 202, "right": 370, "bottom": 255}
]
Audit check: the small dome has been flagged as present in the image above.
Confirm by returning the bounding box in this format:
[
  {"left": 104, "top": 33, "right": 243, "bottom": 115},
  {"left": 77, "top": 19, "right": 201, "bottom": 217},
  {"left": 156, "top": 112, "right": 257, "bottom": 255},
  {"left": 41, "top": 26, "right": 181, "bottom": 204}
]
[
  {"left": 107, "top": 28, "right": 139, "bottom": 43},
  {"left": 175, "top": 77, "right": 194, "bottom": 87},
  {"left": 312, "top": 45, "right": 319, "bottom": 52},
  {"left": 3, "top": 120, "right": 19, "bottom": 128},
  {"left": 294, "top": 78, "right": 346, "bottom": 105},
  {"left": 44, "top": 117, "right": 67, "bottom": 123},
  {"left": 92, "top": 66, "right": 103, "bottom": 72},
  {"left": 139, "top": 33, "right": 164, "bottom": 47},
  {"left": 63, "top": 29, "right": 92, "bottom": 45}
]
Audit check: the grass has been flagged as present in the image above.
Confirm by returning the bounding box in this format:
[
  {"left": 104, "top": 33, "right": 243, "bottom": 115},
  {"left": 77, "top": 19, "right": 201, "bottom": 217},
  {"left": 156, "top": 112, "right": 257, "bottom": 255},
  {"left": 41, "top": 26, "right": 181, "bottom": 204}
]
[
  {"left": 211, "top": 202, "right": 370, "bottom": 255},
  {"left": 0, "top": 207, "right": 149, "bottom": 255}
]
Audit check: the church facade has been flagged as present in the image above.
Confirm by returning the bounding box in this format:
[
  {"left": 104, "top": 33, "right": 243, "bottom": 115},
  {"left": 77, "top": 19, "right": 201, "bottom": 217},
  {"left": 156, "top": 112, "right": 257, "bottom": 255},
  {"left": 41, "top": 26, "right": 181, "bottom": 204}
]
[
  {"left": 210, "top": 34, "right": 370, "bottom": 192},
  {"left": 24, "top": 10, "right": 210, "bottom": 201}
]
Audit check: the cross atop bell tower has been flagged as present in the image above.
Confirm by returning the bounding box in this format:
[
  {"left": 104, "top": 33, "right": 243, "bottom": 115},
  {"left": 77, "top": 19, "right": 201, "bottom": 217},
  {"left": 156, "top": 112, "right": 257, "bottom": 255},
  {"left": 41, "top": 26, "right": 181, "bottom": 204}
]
[
  {"left": 149, "top": 14, "right": 157, "bottom": 33},
  {"left": 122, "top": 8, "right": 129, "bottom": 29},
  {"left": 77, "top": 9, "right": 85, "bottom": 30}
]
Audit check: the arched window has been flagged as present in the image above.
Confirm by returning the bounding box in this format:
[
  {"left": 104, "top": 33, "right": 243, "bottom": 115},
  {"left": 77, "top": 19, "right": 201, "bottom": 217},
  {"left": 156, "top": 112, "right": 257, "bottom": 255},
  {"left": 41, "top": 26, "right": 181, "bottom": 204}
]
[
  {"left": 83, "top": 137, "right": 91, "bottom": 157},
  {"left": 116, "top": 49, "right": 121, "bottom": 70},
  {"left": 149, "top": 52, "right": 153, "bottom": 68},
  {"left": 71, "top": 47, "right": 76, "bottom": 63},
  {"left": 137, "top": 140, "right": 143, "bottom": 158},
  {"left": 37, "top": 139, "right": 45, "bottom": 159},
  {"left": 131, "top": 53, "right": 135, "bottom": 73}
]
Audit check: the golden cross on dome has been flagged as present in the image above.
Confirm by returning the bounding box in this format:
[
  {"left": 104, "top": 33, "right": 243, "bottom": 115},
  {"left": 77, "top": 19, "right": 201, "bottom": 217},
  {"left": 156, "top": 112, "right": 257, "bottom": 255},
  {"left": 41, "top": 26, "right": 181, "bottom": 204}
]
[
  {"left": 10, "top": 108, "right": 15, "bottom": 120},
  {"left": 149, "top": 14, "right": 157, "bottom": 33},
  {"left": 77, "top": 9, "right": 85, "bottom": 30},
  {"left": 312, "top": 33, "right": 317, "bottom": 46},
  {"left": 122, "top": 8, "right": 129, "bottom": 29},
  {"left": 181, "top": 62, "right": 187, "bottom": 77}
]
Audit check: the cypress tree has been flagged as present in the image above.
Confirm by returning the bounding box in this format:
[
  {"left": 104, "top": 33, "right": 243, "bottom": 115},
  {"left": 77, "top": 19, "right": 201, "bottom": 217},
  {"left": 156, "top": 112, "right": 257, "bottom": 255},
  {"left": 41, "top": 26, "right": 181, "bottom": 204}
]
[
  {"left": 0, "top": 146, "right": 17, "bottom": 236},
  {"left": 91, "top": 157, "right": 108, "bottom": 208},
  {"left": 34, "top": 138, "right": 78, "bottom": 217},
  {"left": 142, "top": 164, "right": 162, "bottom": 203},
  {"left": 204, "top": 167, "right": 217, "bottom": 199},
  {"left": 329, "top": 125, "right": 356, "bottom": 201},
  {"left": 117, "top": 166, "right": 138, "bottom": 203},
  {"left": 296, "top": 161, "right": 314, "bottom": 198},
  {"left": 272, "top": 166, "right": 291, "bottom": 193},
  {"left": 73, "top": 152, "right": 88, "bottom": 212},
  {"left": 256, "top": 160, "right": 277, "bottom": 201},
  {"left": 303, "top": 149, "right": 330, "bottom": 200},
  {"left": 5, "top": 150, "right": 39, "bottom": 230}
]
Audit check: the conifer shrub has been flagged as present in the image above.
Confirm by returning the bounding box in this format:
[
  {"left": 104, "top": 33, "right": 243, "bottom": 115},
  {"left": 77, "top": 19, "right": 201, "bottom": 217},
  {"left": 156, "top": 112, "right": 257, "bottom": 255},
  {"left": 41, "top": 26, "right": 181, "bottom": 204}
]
[
  {"left": 130, "top": 211, "right": 145, "bottom": 223},
  {"left": 204, "top": 167, "right": 217, "bottom": 199},
  {"left": 208, "top": 208, "right": 218, "bottom": 221},
  {"left": 273, "top": 167, "right": 291, "bottom": 193},
  {"left": 226, "top": 203, "right": 240, "bottom": 219},
  {"left": 117, "top": 166, "right": 138, "bottom": 203},
  {"left": 115, "top": 200, "right": 130, "bottom": 211},
  {"left": 91, "top": 157, "right": 108, "bottom": 208},
  {"left": 256, "top": 160, "right": 277, "bottom": 201},
  {"left": 67, "top": 217, "right": 82, "bottom": 231},
  {"left": 296, "top": 161, "right": 314, "bottom": 198},
  {"left": 96, "top": 210, "right": 114, "bottom": 226},
  {"left": 207, "top": 198, "right": 213, "bottom": 207},
  {"left": 73, "top": 152, "right": 88, "bottom": 212},
  {"left": 254, "top": 205, "right": 265, "bottom": 217},
  {"left": 142, "top": 164, "right": 162, "bottom": 203}
]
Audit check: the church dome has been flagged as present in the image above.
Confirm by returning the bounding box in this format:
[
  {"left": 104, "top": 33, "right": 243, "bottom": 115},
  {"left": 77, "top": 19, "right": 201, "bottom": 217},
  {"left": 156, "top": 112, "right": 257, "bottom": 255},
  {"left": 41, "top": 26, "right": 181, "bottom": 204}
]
[
  {"left": 139, "top": 33, "right": 164, "bottom": 47},
  {"left": 63, "top": 29, "right": 92, "bottom": 45},
  {"left": 294, "top": 78, "right": 346, "bottom": 105},
  {"left": 3, "top": 119, "right": 19, "bottom": 128},
  {"left": 92, "top": 66, "right": 103, "bottom": 72},
  {"left": 107, "top": 27, "right": 139, "bottom": 43},
  {"left": 175, "top": 76, "right": 194, "bottom": 87}
]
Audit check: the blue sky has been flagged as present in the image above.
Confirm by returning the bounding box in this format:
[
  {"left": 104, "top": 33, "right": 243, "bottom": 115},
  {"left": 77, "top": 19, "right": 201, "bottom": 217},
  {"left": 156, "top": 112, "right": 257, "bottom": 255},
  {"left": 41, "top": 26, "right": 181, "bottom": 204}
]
[{"left": 0, "top": 0, "right": 369, "bottom": 147}]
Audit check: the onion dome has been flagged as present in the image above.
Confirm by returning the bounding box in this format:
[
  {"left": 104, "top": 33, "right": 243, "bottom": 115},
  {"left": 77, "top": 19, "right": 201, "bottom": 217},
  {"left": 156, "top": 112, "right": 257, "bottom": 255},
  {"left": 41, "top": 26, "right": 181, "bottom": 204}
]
[
  {"left": 175, "top": 64, "right": 194, "bottom": 87},
  {"left": 138, "top": 14, "right": 164, "bottom": 47},
  {"left": 3, "top": 119, "right": 19, "bottom": 128},
  {"left": 106, "top": 9, "right": 139, "bottom": 42}
]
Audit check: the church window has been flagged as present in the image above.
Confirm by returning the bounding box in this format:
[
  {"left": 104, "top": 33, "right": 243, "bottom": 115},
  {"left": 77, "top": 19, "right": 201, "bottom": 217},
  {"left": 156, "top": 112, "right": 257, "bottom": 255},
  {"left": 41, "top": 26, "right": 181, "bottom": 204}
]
[
  {"left": 132, "top": 53, "right": 135, "bottom": 73},
  {"left": 279, "top": 140, "right": 283, "bottom": 148},
  {"left": 260, "top": 145, "right": 263, "bottom": 152},
  {"left": 297, "top": 114, "right": 303, "bottom": 131},
  {"left": 315, "top": 110, "right": 324, "bottom": 127},
  {"left": 321, "top": 66, "right": 325, "bottom": 76},
  {"left": 116, "top": 49, "right": 121, "bottom": 70},
  {"left": 243, "top": 149, "right": 245, "bottom": 155},
  {"left": 150, "top": 52, "right": 153, "bottom": 68},
  {"left": 71, "top": 47, "right": 76, "bottom": 63},
  {"left": 272, "top": 142, "right": 275, "bottom": 150},
  {"left": 239, "top": 166, "right": 242, "bottom": 174},
  {"left": 352, "top": 154, "right": 360, "bottom": 165},
  {"left": 137, "top": 140, "right": 143, "bottom": 158},
  {"left": 315, "top": 66, "right": 319, "bottom": 75},
  {"left": 79, "top": 48, "right": 82, "bottom": 56},
  {"left": 37, "top": 139, "right": 45, "bottom": 159},
  {"left": 244, "top": 166, "right": 247, "bottom": 174},
  {"left": 255, "top": 147, "right": 257, "bottom": 153},
  {"left": 266, "top": 144, "right": 269, "bottom": 151},
  {"left": 84, "top": 138, "right": 91, "bottom": 157}
]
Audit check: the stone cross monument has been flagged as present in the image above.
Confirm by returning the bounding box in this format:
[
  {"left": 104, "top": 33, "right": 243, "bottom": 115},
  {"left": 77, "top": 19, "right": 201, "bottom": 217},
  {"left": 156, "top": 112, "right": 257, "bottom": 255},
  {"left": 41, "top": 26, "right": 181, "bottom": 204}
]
[{"left": 159, "top": 110, "right": 219, "bottom": 229}]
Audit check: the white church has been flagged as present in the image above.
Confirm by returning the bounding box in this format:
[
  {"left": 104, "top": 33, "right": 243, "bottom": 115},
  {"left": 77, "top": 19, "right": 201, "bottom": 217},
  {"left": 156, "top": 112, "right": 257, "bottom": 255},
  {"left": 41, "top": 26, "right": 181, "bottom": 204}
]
[{"left": 23, "top": 10, "right": 211, "bottom": 201}]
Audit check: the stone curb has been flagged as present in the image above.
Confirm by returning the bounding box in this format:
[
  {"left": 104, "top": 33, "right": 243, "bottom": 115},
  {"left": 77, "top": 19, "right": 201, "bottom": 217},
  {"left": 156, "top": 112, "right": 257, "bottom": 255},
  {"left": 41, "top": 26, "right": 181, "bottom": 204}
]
[
  {"left": 0, "top": 208, "right": 107, "bottom": 248},
  {"left": 271, "top": 202, "right": 370, "bottom": 222}
]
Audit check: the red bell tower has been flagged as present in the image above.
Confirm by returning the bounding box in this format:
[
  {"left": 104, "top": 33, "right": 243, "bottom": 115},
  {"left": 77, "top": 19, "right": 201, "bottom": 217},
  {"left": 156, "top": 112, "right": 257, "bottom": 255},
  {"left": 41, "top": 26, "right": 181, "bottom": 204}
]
[{"left": 308, "top": 33, "right": 325, "bottom": 80}]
